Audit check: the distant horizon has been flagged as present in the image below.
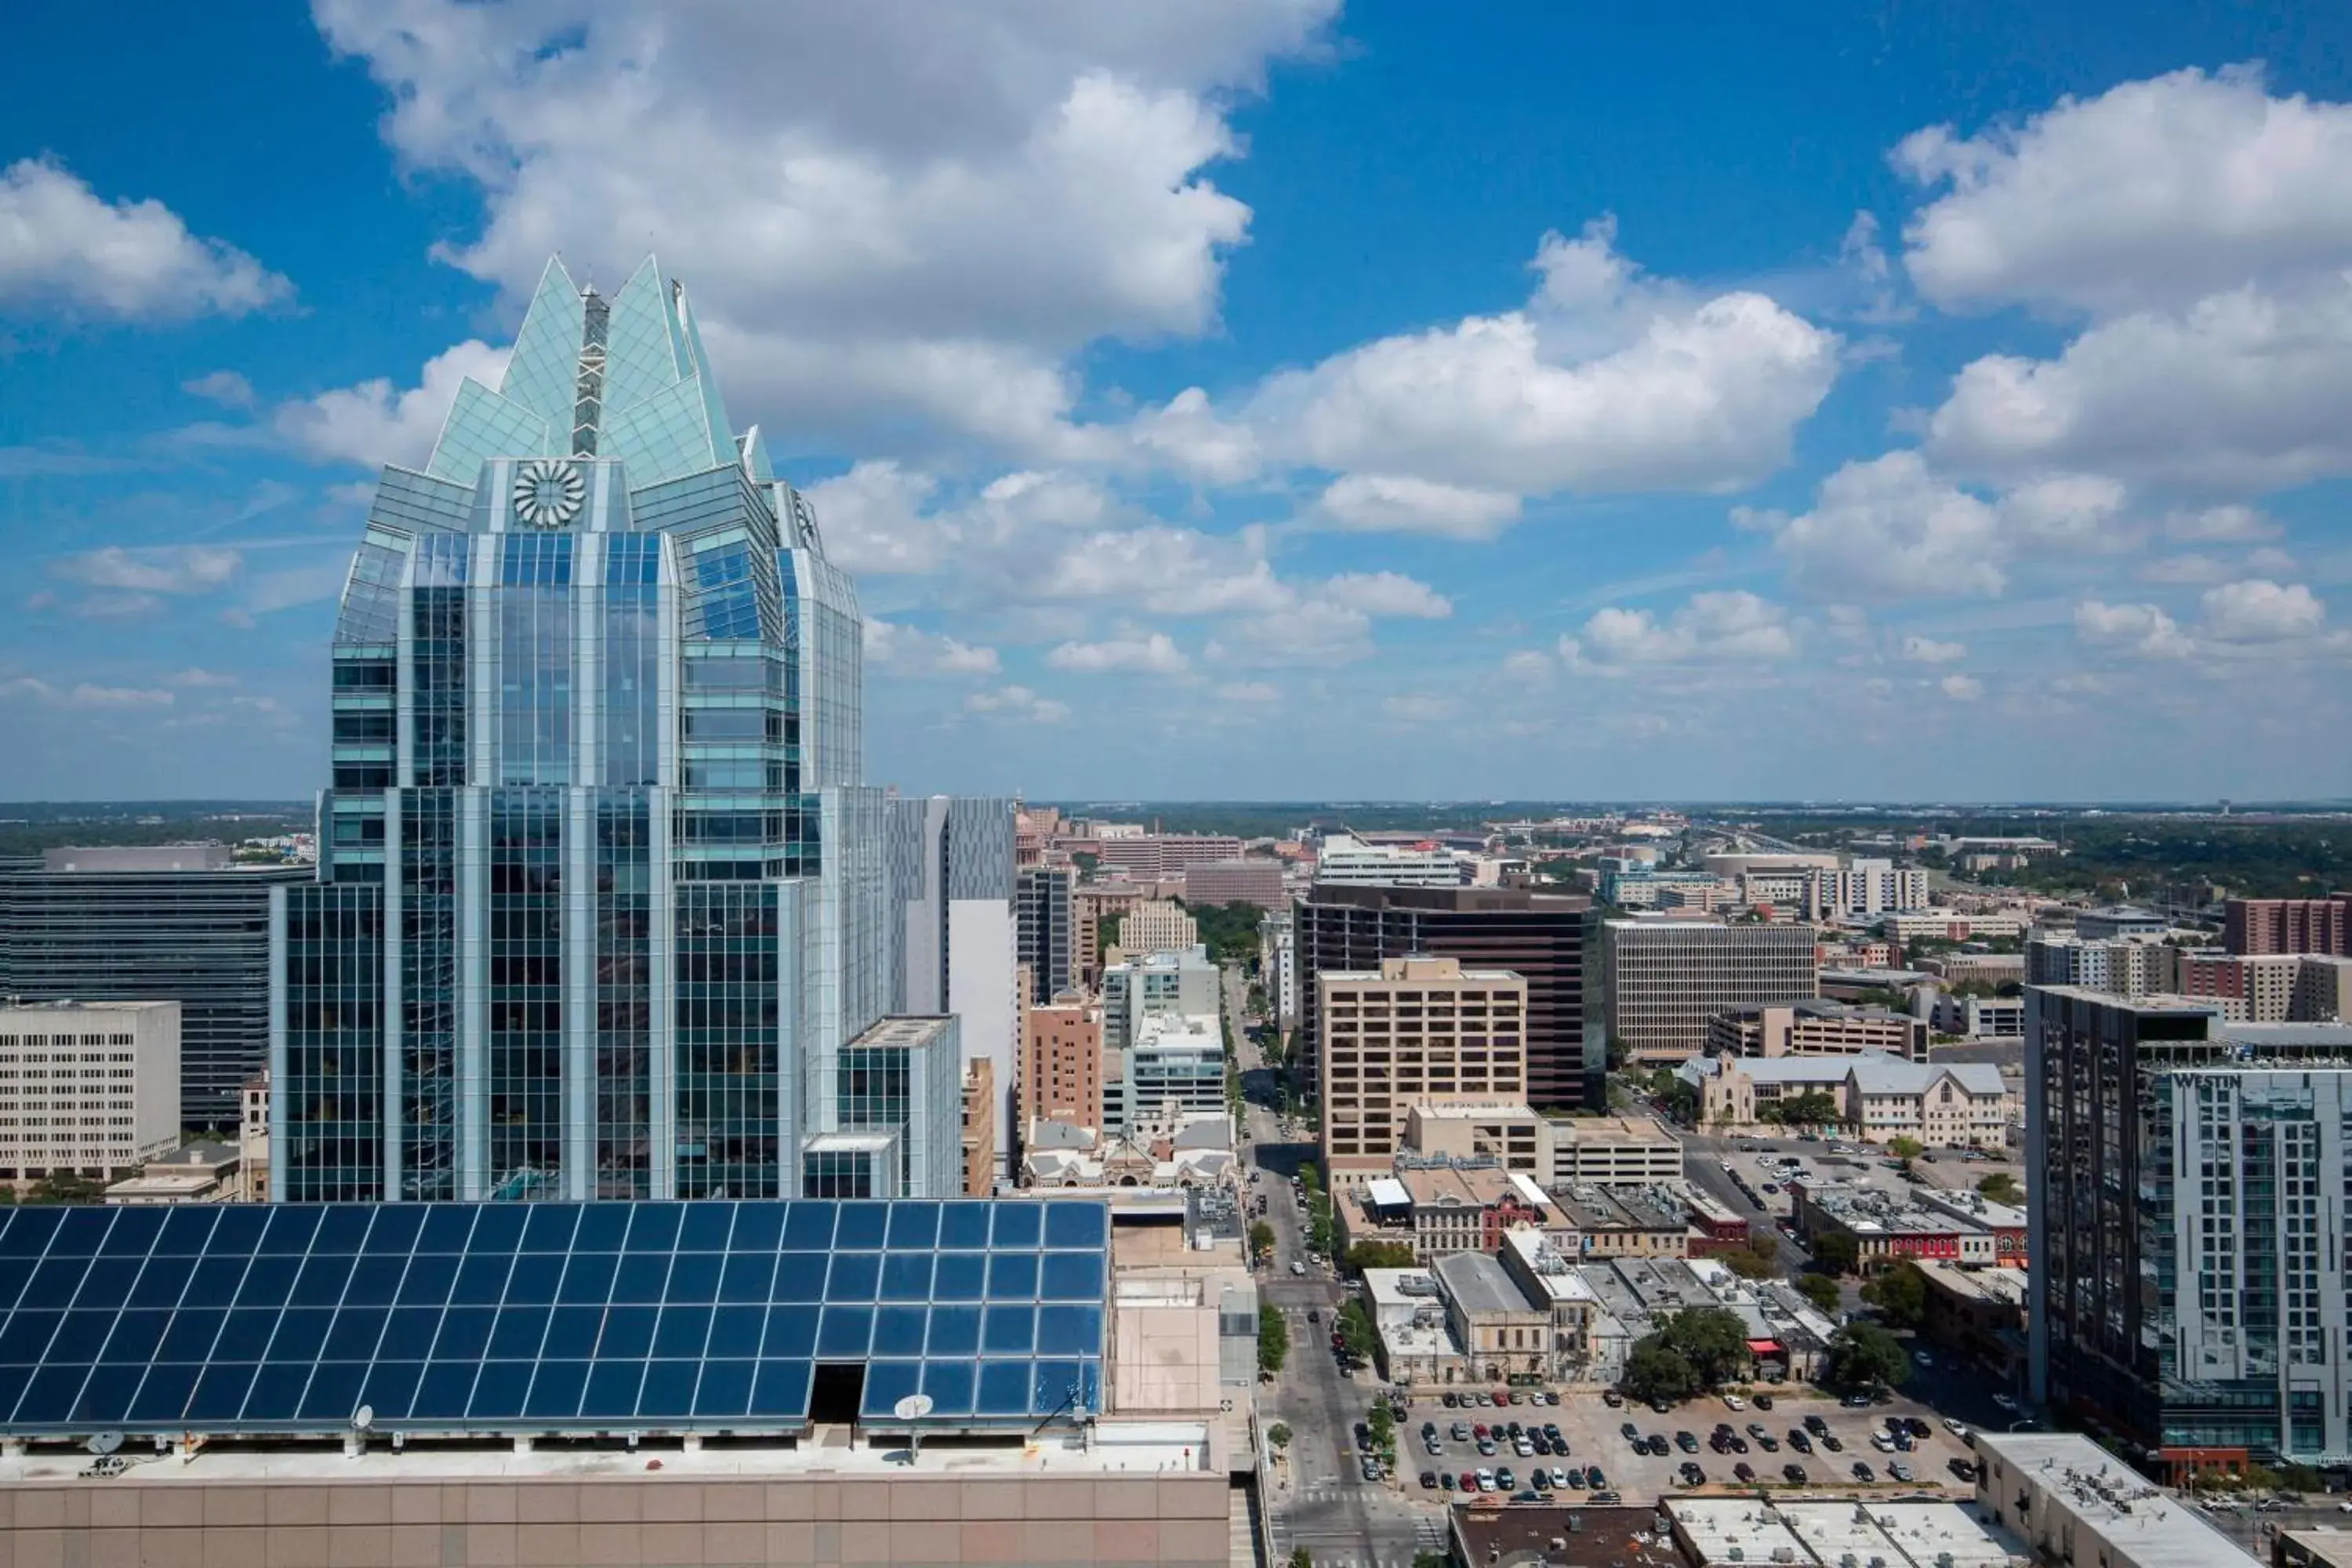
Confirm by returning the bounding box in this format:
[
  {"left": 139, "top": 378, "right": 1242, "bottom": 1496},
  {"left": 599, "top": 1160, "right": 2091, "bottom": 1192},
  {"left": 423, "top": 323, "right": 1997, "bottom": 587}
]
[{"left": 4, "top": 797, "right": 2348, "bottom": 815}]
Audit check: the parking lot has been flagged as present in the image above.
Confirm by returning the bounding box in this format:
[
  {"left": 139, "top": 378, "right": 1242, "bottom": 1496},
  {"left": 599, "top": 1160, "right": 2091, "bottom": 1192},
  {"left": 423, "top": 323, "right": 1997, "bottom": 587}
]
[{"left": 1376, "top": 1385, "right": 1982, "bottom": 1507}]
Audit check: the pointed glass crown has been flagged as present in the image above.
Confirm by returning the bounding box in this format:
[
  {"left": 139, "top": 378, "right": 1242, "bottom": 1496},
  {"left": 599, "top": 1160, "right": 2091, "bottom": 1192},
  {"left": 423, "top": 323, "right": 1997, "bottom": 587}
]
[{"left": 423, "top": 256, "right": 764, "bottom": 490}]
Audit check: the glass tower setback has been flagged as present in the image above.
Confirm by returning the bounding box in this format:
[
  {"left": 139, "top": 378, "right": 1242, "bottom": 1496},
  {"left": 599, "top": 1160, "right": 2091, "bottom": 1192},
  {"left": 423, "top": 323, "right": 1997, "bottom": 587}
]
[{"left": 274, "top": 256, "right": 902, "bottom": 1203}]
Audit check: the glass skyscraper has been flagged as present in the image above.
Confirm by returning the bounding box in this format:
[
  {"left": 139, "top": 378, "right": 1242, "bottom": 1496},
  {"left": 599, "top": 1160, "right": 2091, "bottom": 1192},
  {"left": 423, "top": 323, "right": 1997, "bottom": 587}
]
[{"left": 271, "top": 256, "right": 905, "bottom": 1204}]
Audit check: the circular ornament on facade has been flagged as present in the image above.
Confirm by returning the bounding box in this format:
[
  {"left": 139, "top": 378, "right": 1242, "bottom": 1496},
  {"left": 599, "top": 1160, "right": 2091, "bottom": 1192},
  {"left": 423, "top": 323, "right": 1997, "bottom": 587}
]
[{"left": 512, "top": 459, "right": 586, "bottom": 528}]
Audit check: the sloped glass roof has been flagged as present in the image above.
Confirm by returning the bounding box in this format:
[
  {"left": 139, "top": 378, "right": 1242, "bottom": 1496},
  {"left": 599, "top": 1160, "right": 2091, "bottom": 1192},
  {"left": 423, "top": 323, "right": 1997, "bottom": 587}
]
[{"left": 0, "top": 1198, "right": 1109, "bottom": 1438}]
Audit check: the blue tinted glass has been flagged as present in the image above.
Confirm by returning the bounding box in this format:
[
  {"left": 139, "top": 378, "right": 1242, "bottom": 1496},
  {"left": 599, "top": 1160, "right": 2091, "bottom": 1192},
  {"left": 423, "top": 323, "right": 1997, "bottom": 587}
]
[
  {"left": 976, "top": 1359, "right": 1031, "bottom": 1416},
  {"left": 772, "top": 1257, "right": 826, "bottom": 1303},
  {"left": 125, "top": 1262, "right": 188, "bottom": 1310},
  {"left": 1043, "top": 1201, "right": 1107, "bottom": 1250},
  {"left": 521, "top": 1204, "right": 581, "bottom": 1254},
  {"left": 989, "top": 1204, "right": 1042, "bottom": 1249},
  {"left": 290, "top": 1253, "right": 357, "bottom": 1308},
  {"left": 74, "top": 1258, "right": 141, "bottom": 1309},
  {"left": 597, "top": 1305, "right": 658, "bottom": 1359},
  {"left": 314, "top": 1205, "right": 374, "bottom": 1254},
  {"left": 47, "top": 1309, "right": 113, "bottom": 1363},
  {"left": 623, "top": 1203, "right": 683, "bottom": 1252},
  {"left": 412, "top": 1362, "right": 480, "bottom": 1420},
  {"left": 0, "top": 1208, "right": 61, "bottom": 1258},
  {"left": 466, "top": 1206, "right": 528, "bottom": 1254},
  {"left": 377, "top": 1306, "right": 442, "bottom": 1360},
  {"left": 885, "top": 1203, "right": 940, "bottom": 1250},
  {"left": 762, "top": 1304, "right": 818, "bottom": 1359},
  {"left": 181, "top": 1254, "right": 247, "bottom": 1308},
  {"left": 727, "top": 1203, "right": 783, "bottom": 1254},
  {"left": 816, "top": 1306, "right": 873, "bottom": 1358},
  {"left": 21, "top": 1258, "right": 89, "bottom": 1309},
  {"left": 936, "top": 1203, "right": 990, "bottom": 1249},
  {"left": 664, "top": 1253, "right": 721, "bottom": 1303},
  {"left": 324, "top": 1308, "right": 388, "bottom": 1362},
  {"left": 872, "top": 1305, "right": 927, "bottom": 1358},
  {"left": 358, "top": 1361, "right": 423, "bottom": 1421},
  {"left": 50, "top": 1207, "right": 114, "bottom": 1256},
  {"left": 1036, "top": 1304, "right": 1102, "bottom": 1356},
  {"left": 987, "top": 1253, "right": 1038, "bottom": 1299},
  {"left": 488, "top": 1308, "right": 550, "bottom": 1360},
  {"left": 572, "top": 1204, "right": 630, "bottom": 1252},
  {"left": 524, "top": 1361, "right": 588, "bottom": 1421},
  {"left": 878, "top": 1254, "right": 933, "bottom": 1302},
  {"left": 449, "top": 1252, "right": 514, "bottom": 1307},
  {"left": 98, "top": 1207, "right": 165, "bottom": 1257},
  {"left": 694, "top": 1361, "right": 753, "bottom": 1417},
  {"left": 361, "top": 1205, "right": 426, "bottom": 1254},
  {"left": 395, "top": 1256, "right": 457, "bottom": 1306},
  {"left": 154, "top": 1207, "right": 220, "bottom": 1256},
  {"left": 825, "top": 1252, "right": 880, "bottom": 1303},
  {"left": 557, "top": 1252, "right": 617, "bottom": 1306},
  {"left": 678, "top": 1202, "right": 735, "bottom": 1251},
  {"left": 542, "top": 1306, "right": 602, "bottom": 1359},
  {"left": 100, "top": 1309, "right": 169, "bottom": 1364},
  {"left": 749, "top": 1359, "right": 810, "bottom": 1418},
  {"left": 781, "top": 1202, "right": 836, "bottom": 1250},
  {"left": 433, "top": 1307, "right": 495, "bottom": 1361},
  {"left": 636, "top": 1359, "right": 699, "bottom": 1418},
  {"left": 154, "top": 1309, "right": 223, "bottom": 1363},
  {"left": 654, "top": 1305, "right": 713, "bottom": 1359},
  {"left": 15, "top": 1364, "right": 92, "bottom": 1425},
  {"left": 860, "top": 1359, "right": 920, "bottom": 1418},
  {"left": 257, "top": 1206, "right": 323, "bottom": 1257},
  {"left": 503, "top": 1258, "right": 559, "bottom": 1307},
  {"left": 982, "top": 1305, "right": 1036, "bottom": 1355},
  {"left": 579, "top": 1359, "right": 646, "bottom": 1420},
  {"left": 919, "top": 1359, "right": 974, "bottom": 1416},
  {"left": 416, "top": 1206, "right": 477, "bottom": 1252},
  {"left": 299, "top": 1362, "right": 368, "bottom": 1424},
  {"left": 129, "top": 1363, "right": 198, "bottom": 1424},
  {"left": 344, "top": 1256, "right": 408, "bottom": 1306},
  {"left": 932, "top": 1253, "right": 985, "bottom": 1301},
  {"left": 243, "top": 1362, "right": 314, "bottom": 1421},
  {"left": 186, "top": 1362, "right": 259, "bottom": 1421},
  {"left": 611, "top": 1253, "right": 670, "bottom": 1304},
  {"left": 706, "top": 1305, "right": 764, "bottom": 1359},
  {"left": 469, "top": 1360, "right": 532, "bottom": 1419},
  {"left": 925, "top": 1305, "right": 979, "bottom": 1357},
  {"left": 232, "top": 1260, "right": 295, "bottom": 1310},
  {"left": 0, "top": 1311, "right": 59, "bottom": 1366},
  {"left": 213, "top": 1308, "right": 280, "bottom": 1362},
  {"left": 718, "top": 1254, "right": 775, "bottom": 1304},
  {"left": 268, "top": 1310, "right": 332, "bottom": 1363},
  {"left": 834, "top": 1203, "right": 887, "bottom": 1249},
  {"left": 1032, "top": 1359, "right": 1084, "bottom": 1417},
  {"left": 73, "top": 1363, "right": 145, "bottom": 1426},
  {"left": 209, "top": 1205, "right": 269, "bottom": 1252},
  {"left": 1040, "top": 1252, "right": 1104, "bottom": 1302}
]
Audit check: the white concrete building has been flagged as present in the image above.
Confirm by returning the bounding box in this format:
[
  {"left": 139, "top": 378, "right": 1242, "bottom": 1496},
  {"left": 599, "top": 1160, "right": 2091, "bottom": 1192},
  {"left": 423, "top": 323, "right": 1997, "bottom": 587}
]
[
  {"left": 1312, "top": 833, "right": 1464, "bottom": 887},
  {"left": 1973, "top": 1432, "right": 2258, "bottom": 1568},
  {"left": 1258, "top": 909, "right": 1299, "bottom": 1026},
  {"left": 0, "top": 1000, "right": 180, "bottom": 1181},
  {"left": 1122, "top": 899, "right": 1199, "bottom": 956}
]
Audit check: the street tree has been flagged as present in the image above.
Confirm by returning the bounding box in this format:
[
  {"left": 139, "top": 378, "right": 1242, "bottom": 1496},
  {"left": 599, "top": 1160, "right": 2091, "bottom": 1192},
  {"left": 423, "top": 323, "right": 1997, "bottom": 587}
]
[
  {"left": 1337, "top": 1298, "right": 1378, "bottom": 1366},
  {"left": 1623, "top": 1338, "right": 1698, "bottom": 1403},
  {"left": 1268, "top": 1423, "right": 1291, "bottom": 1450},
  {"left": 1795, "top": 1272, "right": 1842, "bottom": 1312},
  {"left": 1249, "top": 1221, "right": 1276, "bottom": 1265},
  {"left": 1346, "top": 1240, "right": 1415, "bottom": 1272},
  {"left": 1810, "top": 1232, "right": 1860, "bottom": 1276},
  {"left": 1976, "top": 1172, "right": 2021, "bottom": 1204},
  {"left": 1860, "top": 1260, "right": 1927, "bottom": 1329},
  {"left": 1258, "top": 1306, "right": 1289, "bottom": 1376},
  {"left": 1887, "top": 1136, "right": 1926, "bottom": 1168},
  {"left": 1825, "top": 1323, "right": 1911, "bottom": 1393}
]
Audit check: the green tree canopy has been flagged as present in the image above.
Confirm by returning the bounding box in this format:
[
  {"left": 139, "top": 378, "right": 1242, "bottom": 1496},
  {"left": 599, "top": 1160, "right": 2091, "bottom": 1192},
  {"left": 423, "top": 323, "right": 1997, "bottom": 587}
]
[
  {"left": 1623, "top": 1338, "right": 1698, "bottom": 1403},
  {"left": 1976, "top": 1172, "right": 2021, "bottom": 1204},
  {"left": 1809, "top": 1231, "right": 1860, "bottom": 1276},
  {"left": 1824, "top": 1322, "right": 1911, "bottom": 1393},
  {"left": 1249, "top": 1221, "right": 1276, "bottom": 1264},
  {"left": 1267, "top": 1422, "right": 1291, "bottom": 1450},
  {"left": 1258, "top": 1305, "right": 1289, "bottom": 1375},
  {"left": 1719, "top": 1235, "right": 1780, "bottom": 1280},
  {"left": 1795, "top": 1272, "right": 1842, "bottom": 1312},
  {"left": 1887, "top": 1136, "right": 1925, "bottom": 1164},
  {"left": 1657, "top": 1306, "right": 1752, "bottom": 1388},
  {"left": 1860, "top": 1260, "right": 1928, "bottom": 1329},
  {"left": 1346, "top": 1240, "right": 1416, "bottom": 1272},
  {"left": 1337, "top": 1298, "right": 1378, "bottom": 1365}
]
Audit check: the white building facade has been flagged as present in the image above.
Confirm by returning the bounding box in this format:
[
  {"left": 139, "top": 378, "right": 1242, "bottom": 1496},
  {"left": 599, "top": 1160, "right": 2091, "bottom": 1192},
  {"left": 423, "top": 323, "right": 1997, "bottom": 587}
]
[{"left": 0, "top": 1000, "right": 181, "bottom": 1181}]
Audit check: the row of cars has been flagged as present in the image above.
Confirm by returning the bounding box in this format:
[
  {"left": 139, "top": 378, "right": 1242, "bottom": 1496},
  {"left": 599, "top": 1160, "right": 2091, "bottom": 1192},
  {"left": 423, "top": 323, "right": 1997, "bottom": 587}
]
[
  {"left": 1426, "top": 1417, "right": 1572, "bottom": 1463},
  {"left": 1419, "top": 1464, "right": 1619, "bottom": 1504}
]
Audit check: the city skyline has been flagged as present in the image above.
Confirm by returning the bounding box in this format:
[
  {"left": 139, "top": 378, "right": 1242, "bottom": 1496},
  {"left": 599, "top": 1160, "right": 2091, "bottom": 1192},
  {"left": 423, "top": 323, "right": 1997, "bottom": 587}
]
[{"left": 5, "top": 5, "right": 2352, "bottom": 806}]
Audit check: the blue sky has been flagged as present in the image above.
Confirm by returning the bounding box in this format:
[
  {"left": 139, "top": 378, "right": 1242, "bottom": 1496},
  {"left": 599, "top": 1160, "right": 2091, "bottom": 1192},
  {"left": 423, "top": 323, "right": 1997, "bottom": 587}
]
[{"left": 5, "top": 2, "right": 2352, "bottom": 802}]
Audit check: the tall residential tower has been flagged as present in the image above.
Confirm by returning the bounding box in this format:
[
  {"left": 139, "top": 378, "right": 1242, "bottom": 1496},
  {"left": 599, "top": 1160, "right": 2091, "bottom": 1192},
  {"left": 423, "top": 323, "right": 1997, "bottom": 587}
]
[{"left": 272, "top": 256, "right": 927, "bottom": 1203}]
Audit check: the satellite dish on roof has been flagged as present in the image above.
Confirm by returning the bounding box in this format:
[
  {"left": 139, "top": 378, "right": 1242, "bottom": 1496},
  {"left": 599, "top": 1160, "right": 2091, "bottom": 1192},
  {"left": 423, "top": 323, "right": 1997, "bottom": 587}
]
[
  {"left": 894, "top": 1394, "right": 935, "bottom": 1423},
  {"left": 86, "top": 1432, "right": 124, "bottom": 1457},
  {"left": 353, "top": 1405, "right": 376, "bottom": 1432}
]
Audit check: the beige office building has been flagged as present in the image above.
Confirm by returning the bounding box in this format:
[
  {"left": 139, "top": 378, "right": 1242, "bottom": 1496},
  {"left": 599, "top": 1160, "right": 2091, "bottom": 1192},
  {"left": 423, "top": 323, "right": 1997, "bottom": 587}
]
[
  {"left": 0, "top": 1000, "right": 180, "bottom": 1182},
  {"left": 1592, "top": 919, "right": 1817, "bottom": 1064},
  {"left": 1022, "top": 1000, "right": 1103, "bottom": 1129},
  {"left": 1705, "top": 1000, "right": 1927, "bottom": 1062},
  {"left": 1319, "top": 955, "right": 1527, "bottom": 1185},
  {"left": 1122, "top": 899, "right": 1199, "bottom": 957}
]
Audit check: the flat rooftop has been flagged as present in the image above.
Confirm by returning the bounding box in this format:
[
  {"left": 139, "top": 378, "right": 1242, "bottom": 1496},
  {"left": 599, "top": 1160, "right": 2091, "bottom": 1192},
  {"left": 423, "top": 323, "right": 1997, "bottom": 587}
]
[{"left": 1976, "top": 1431, "right": 2258, "bottom": 1568}]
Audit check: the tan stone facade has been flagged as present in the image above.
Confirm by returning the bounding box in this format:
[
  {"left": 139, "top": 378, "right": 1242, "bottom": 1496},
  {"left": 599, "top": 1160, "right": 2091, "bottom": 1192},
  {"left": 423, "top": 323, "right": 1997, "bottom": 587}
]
[
  {"left": 961, "top": 1056, "right": 996, "bottom": 1196},
  {"left": 1022, "top": 1001, "right": 1103, "bottom": 1130},
  {"left": 1319, "top": 956, "right": 1527, "bottom": 1186},
  {"left": 0, "top": 1468, "right": 1234, "bottom": 1567}
]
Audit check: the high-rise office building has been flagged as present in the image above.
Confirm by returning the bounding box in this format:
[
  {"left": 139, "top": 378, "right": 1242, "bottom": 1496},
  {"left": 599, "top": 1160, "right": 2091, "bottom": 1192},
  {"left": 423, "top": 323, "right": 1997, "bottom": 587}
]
[
  {"left": 1317, "top": 955, "right": 1527, "bottom": 1186},
  {"left": 1014, "top": 866, "right": 1075, "bottom": 1002},
  {"left": 0, "top": 1000, "right": 182, "bottom": 1180},
  {"left": 1098, "top": 947, "right": 1223, "bottom": 1135},
  {"left": 888, "top": 794, "right": 1017, "bottom": 1180},
  {"left": 270, "top": 255, "right": 944, "bottom": 1203},
  {"left": 1588, "top": 917, "right": 1817, "bottom": 1065},
  {"left": 2027, "top": 985, "right": 2352, "bottom": 1474},
  {"left": 0, "top": 847, "right": 307, "bottom": 1127},
  {"left": 1294, "top": 884, "right": 1593, "bottom": 1109},
  {"left": 2227, "top": 896, "right": 2351, "bottom": 956},
  {"left": 1120, "top": 899, "right": 1198, "bottom": 956}
]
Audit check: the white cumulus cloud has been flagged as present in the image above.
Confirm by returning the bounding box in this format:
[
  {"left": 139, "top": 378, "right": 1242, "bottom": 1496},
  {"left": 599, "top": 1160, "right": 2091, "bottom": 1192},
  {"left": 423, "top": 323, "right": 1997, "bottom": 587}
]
[
  {"left": 1045, "top": 632, "right": 1189, "bottom": 675},
  {"left": 2199, "top": 579, "right": 2325, "bottom": 643},
  {"left": 1314, "top": 474, "right": 1523, "bottom": 539},
  {"left": 1570, "top": 590, "right": 1798, "bottom": 666},
  {"left": 862, "top": 619, "right": 1000, "bottom": 677},
  {"left": 1900, "top": 635, "right": 1968, "bottom": 664},
  {"left": 0, "top": 159, "right": 291, "bottom": 321},
  {"left": 964, "top": 684, "right": 1070, "bottom": 724},
  {"left": 275, "top": 340, "right": 510, "bottom": 470}
]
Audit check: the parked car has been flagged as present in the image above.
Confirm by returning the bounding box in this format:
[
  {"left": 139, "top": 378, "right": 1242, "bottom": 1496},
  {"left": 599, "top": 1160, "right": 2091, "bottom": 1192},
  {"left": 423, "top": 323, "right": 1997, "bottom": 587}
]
[
  {"left": 1734, "top": 1462, "right": 1757, "bottom": 1483},
  {"left": 1948, "top": 1457, "right": 1977, "bottom": 1482},
  {"left": 1602, "top": 1389, "right": 1624, "bottom": 1408},
  {"left": 1788, "top": 1430, "right": 1812, "bottom": 1454},
  {"left": 1783, "top": 1463, "right": 1807, "bottom": 1483},
  {"left": 1820, "top": 1434, "right": 1844, "bottom": 1453},
  {"left": 1494, "top": 1468, "right": 1515, "bottom": 1492},
  {"left": 1679, "top": 1462, "right": 1706, "bottom": 1486},
  {"left": 1852, "top": 1462, "right": 1875, "bottom": 1482},
  {"left": 1474, "top": 1468, "right": 1495, "bottom": 1493},
  {"left": 1619, "top": 1421, "right": 1640, "bottom": 1443},
  {"left": 1724, "top": 1394, "right": 1746, "bottom": 1411},
  {"left": 1803, "top": 1414, "right": 1830, "bottom": 1436},
  {"left": 1676, "top": 1431, "right": 1700, "bottom": 1453},
  {"left": 1889, "top": 1461, "right": 1915, "bottom": 1483},
  {"left": 1754, "top": 1393, "right": 1775, "bottom": 1410},
  {"left": 1439, "top": 1472, "right": 1455, "bottom": 1491},
  {"left": 1418, "top": 1472, "right": 1436, "bottom": 1490},
  {"left": 1585, "top": 1465, "right": 1607, "bottom": 1489},
  {"left": 1562, "top": 1468, "right": 1583, "bottom": 1490}
]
